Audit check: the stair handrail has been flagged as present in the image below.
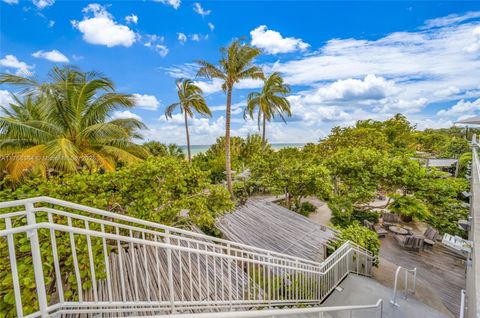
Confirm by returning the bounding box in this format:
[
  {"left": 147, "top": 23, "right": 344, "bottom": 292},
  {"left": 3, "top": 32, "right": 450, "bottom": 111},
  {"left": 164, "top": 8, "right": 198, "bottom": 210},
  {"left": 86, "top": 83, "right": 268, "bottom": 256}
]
[
  {"left": 390, "top": 265, "right": 417, "bottom": 307},
  {"left": 148, "top": 299, "right": 384, "bottom": 318}
]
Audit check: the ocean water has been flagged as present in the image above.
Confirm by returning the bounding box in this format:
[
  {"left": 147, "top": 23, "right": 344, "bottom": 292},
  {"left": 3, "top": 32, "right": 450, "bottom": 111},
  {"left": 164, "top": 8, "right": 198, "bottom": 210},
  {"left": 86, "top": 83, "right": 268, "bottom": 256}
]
[{"left": 180, "top": 143, "right": 307, "bottom": 155}]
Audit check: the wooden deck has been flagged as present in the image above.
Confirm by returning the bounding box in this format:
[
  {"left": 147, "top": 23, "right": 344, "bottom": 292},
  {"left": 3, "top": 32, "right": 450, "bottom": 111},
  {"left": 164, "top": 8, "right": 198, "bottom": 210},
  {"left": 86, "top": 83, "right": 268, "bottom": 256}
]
[{"left": 379, "top": 235, "right": 466, "bottom": 317}]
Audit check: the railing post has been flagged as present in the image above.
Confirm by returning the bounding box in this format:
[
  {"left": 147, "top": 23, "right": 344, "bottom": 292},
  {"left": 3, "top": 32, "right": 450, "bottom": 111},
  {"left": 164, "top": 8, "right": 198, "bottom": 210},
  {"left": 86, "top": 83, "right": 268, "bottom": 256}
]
[
  {"left": 165, "top": 230, "right": 175, "bottom": 313},
  {"left": 227, "top": 243, "right": 233, "bottom": 310},
  {"left": 390, "top": 266, "right": 401, "bottom": 306},
  {"left": 404, "top": 270, "right": 408, "bottom": 299},
  {"left": 26, "top": 202, "right": 48, "bottom": 318}
]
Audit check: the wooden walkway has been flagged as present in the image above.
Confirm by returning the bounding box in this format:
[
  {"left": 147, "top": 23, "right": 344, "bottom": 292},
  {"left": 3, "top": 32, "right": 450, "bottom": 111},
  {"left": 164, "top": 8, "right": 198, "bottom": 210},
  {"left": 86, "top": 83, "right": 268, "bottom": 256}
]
[{"left": 379, "top": 235, "right": 466, "bottom": 317}]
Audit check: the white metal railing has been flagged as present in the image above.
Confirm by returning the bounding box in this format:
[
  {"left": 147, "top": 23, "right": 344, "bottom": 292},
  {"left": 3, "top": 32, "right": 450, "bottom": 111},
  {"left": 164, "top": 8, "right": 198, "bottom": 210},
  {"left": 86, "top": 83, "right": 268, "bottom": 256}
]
[
  {"left": 149, "top": 299, "right": 384, "bottom": 318},
  {"left": 0, "top": 196, "right": 375, "bottom": 317},
  {"left": 459, "top": 289, "right": 466, "bottom": 318},
  {"left": 390, "top": 265, "right": 417, "bottom": 307}
]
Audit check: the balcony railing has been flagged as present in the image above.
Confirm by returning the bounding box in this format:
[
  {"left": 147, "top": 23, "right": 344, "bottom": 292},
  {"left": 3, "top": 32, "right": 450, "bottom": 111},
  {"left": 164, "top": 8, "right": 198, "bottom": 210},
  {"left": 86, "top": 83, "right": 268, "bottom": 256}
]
[{"left": 0, "top": 197, "right": 375, "bottom": 317}]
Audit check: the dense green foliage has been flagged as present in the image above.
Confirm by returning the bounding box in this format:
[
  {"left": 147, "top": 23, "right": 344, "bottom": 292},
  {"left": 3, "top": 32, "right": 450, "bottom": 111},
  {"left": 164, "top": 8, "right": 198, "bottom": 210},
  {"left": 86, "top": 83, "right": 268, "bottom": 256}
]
[
  {"left": 143, "top": 141, "right": 184, "bottom": 159},
  {"left": 0, "top": 156, "right": 234, "bottom": 316},
  {"left": 388, "top": 194, "right": 430, "bottom": 222},
  {"left": 337, "top": 224, "right": 381, "bottom": 259},
  {"left": 1, "top": 157, "right": 233, "bottom": 229}
]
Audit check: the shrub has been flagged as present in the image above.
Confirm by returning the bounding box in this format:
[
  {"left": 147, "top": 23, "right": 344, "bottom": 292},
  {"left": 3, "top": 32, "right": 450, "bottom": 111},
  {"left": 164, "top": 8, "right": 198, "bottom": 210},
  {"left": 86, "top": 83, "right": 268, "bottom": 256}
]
[
  {"left": 389, "top": 194, "right": 430, "bottom": 222},
  {"left": 352, "top": 209, "right": 379, "bottom": 224},
  {"left": 329, "top": 197, "right": 354, "bottom": 227},
  {"left": 338, "top": 224, "right": 381, "bottom": 260},
  {"left": 298, "top": 201, "right": 317, "bottom": 216}
]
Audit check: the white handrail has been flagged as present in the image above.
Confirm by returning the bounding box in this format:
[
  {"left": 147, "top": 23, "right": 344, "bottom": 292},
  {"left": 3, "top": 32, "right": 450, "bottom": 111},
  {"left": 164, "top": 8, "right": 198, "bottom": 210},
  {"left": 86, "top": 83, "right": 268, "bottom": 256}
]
[
  {"left": 390, "top": 265, "right": 417, "bottom": 307},
  {"left": 459, "top": 289, "right": 466, "bottom": 318},
  {"left": 0, "top": 197, "right": 376, "bottom": 317},
  {"left": 145, "top": 299, "right": 384, "bottom": 318}
]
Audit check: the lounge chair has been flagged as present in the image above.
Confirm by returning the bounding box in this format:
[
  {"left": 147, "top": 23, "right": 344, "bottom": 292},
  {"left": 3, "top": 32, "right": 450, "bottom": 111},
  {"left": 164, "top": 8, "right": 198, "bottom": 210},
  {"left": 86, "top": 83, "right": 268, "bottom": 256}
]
[
  {"left": 394, "top": 235, "right": 424, "bottom": 251},
  {"left": 423, "top": 227, "right": 438, "bottom": 249},
  {"left": 382, "top": 212, "right": 401, "bottom": 228},
  {"left": 364, "top": 220, "right": 388, "bottom": 238}
]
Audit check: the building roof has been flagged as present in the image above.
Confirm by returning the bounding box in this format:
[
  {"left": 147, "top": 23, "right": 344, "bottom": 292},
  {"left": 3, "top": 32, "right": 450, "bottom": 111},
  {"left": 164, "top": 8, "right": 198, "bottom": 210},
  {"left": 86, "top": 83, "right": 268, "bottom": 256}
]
[
  {"left": 455, "top": 116, "right": 480, "bottom": 125},
  {"left": 216, "top": 199, "right": 338, "bottom": 262}
]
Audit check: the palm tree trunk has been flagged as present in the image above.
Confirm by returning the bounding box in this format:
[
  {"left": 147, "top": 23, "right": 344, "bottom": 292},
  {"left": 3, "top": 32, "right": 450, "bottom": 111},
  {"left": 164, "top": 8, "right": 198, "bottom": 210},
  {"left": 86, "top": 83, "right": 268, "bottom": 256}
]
[
  {"left": 184, "top": 111, "right": 192, "bottom": 163},
  {"left": 225, "top": 87, "right": 234, "bottom": 197},
  {"left": 262, "top": 113, "right": 266, "bottom": 151}
]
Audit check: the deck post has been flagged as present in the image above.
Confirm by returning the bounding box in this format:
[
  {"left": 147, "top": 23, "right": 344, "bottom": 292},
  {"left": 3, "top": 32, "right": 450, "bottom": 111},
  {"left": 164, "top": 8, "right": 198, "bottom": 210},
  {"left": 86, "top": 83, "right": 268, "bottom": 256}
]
[{"left": 26, "top": 202, "right": 49, "bottom": 318}]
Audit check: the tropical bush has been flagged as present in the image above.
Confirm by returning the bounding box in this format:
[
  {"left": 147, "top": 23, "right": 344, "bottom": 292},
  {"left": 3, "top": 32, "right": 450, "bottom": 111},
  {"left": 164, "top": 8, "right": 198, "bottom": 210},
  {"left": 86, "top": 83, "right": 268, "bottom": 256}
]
[
  {"left": 337, "top": 224, "right": 381, "bottom": 259},
  {"left": 298, "top": 201, "right": 317, "bottom": 216},
  {"left": 388, "top": 194, "right": 430, "bottom": 222}
]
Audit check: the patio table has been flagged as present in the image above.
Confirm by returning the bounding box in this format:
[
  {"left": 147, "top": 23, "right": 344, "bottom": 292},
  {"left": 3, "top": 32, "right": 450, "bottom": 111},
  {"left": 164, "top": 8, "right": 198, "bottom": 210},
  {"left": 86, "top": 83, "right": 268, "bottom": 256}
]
[{"left": 389, "top": 225, "right": 409, "bottom": 235}]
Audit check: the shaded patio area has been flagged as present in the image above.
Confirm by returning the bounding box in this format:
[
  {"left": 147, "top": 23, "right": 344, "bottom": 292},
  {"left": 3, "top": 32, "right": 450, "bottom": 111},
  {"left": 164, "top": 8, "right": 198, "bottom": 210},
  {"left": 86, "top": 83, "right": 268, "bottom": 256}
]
[{"left": 378, "top": 234, "right": 466, "bottom": 317}]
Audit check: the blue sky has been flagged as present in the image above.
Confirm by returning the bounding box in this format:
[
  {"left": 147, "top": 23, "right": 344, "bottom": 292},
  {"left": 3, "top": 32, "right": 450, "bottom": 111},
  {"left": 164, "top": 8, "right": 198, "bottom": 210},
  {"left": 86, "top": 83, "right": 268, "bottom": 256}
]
[{"left": 1, "top": 1, "right": 480, "bottom": 145}]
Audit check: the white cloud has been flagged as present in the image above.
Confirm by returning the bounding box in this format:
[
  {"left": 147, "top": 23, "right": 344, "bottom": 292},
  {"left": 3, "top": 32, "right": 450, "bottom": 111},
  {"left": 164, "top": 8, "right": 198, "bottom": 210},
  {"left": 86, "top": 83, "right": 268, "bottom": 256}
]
[
  {"left": 72, "top": 54, "right": 84, "bottom": 61},
  {"left": 72, "top": 4, "right": 137, "bottom": 48},
  {"left": 437, "top": 98, "right": 480, "bottom": 118},
  {"left": 48, "top": 20, "right": 55, "bottom": 28},
  {"left": 178, "top": 32, "right": 187, "bottom": 44},
  {"left": 112, "top": 110, "right": 142, "bottom": 121},
  {"left": 0, "top": 55, "right": 33, "bottom": 76},
  {"left": 160, "top": 63, "right": 197, "bottom": 78},
  {"left": 208, "top": 22, "right": 215, "bottom": 31},
  {"left": 32, "top": 49, "right": 69, "bottom": 63},
  {"left": 463, "top": 26, "right": 480, "bottom": 53},
  {"left": 303, "top": 74, "right": 397, "bottom": 103},
  {"left": 264, "top": 14, "right": 480, "bottom": 123},
  {"left": 3, "top": 0, "right": 19, "bottom": 5},
  {"left": 191, "top": 34, "right": 200, "bottom": 41},
  {"left": 193, "top": 2, "right": 210, "bottom": 16},
  {"left": 434, "top": 86, "right": 460, "bottom": 97},
  {"left": 155, "top": 45, "right": 169, "bottom": 57},
  {"left": 0, "top": 90, "right": 15, "bottom": 107},
  {"left": 153, "top": 0, "right": 180, "bottom": 9},
  {"left": 132, "top": 94, "right": 160, "bottom": 110},
  {"left": 193, "top": 79, "right": 223, "bottom": 94},
  {"left": 125, "top": 14, "right": 138, "bottom": 25},
  {"left": 145, "top": 114, "right": 225, "bottom": 144},
  {"left": 32, "top": 0, "right": 54, "bottom": 9},
  {"left": 144, "top": 34, "right": 164, "bottom": 48},
  {"left": 250, "top": 25, "right": 310, "bottom": 54},
  {"left": 424, "top": 11, "right": 480, "bottom": 28}
]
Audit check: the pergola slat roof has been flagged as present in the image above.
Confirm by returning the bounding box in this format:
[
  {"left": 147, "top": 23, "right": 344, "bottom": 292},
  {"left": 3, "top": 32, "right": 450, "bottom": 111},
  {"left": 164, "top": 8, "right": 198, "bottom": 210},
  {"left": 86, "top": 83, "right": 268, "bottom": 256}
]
[{"left": 216, "top": 199, "right": 338, "bottom": 262}]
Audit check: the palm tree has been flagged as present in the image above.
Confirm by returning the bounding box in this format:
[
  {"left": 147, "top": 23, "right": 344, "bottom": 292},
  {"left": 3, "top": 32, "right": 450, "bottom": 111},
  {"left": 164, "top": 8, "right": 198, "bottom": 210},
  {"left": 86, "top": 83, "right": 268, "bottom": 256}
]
[
  {"left": 165, "top": 79, "right": 211, "bottom": 163},
  {"left": 0, "top": 66, "right": 148, "bottom": 181},
  {"left": 244, "top": 72, "right": 291, "bottom": 149},
  {"left": 197, "top": 39, "right": 264, "bottom": 196}
]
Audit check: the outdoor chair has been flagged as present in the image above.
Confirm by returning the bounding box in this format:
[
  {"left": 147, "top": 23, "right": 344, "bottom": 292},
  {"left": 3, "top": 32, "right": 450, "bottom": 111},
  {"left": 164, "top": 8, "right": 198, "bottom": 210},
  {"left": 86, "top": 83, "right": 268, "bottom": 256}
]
[
  {"left": 382, "top": 212, "right": 401, "bottom": 228},
  {"left": 394, "top": 235, "right": 424, "bottom": 251},
  {"left": 364, "top": 220, "right": 388, "bottom": 238},
  {"left": 423, "top": 227, "right": 439, "bottom": 249}
]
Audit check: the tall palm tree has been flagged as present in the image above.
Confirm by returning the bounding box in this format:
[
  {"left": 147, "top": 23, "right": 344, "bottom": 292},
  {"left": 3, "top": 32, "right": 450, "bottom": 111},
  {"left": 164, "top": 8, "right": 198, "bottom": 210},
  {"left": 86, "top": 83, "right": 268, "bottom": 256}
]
[
  {"left": 197, "top": 39, "right": 264, "bottom": 196},
  {"left": 244, "top": 72, "right": 291, "bottom": 149},
  {"left": 165, "top": 79, "right": 211, "bottom": 163},
  {"left": 0, "top": 66, "right": 148, "bottom": 181}
]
